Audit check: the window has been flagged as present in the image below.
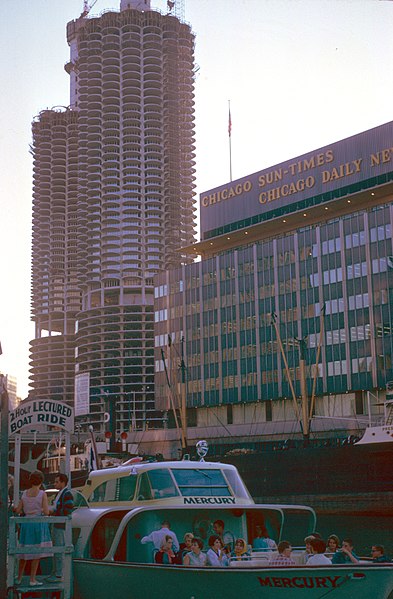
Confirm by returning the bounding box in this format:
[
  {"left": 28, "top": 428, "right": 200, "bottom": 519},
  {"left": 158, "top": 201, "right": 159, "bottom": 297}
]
[
  {"left": 372, "top": 258, "right": 387, "bottom": 274},
  {"left": 370, "top": 224, "right": 392, "bottom": 242},
  {"left": 347, "top": 262, "right": 367, "bottom": 279},
  {"left": 90, "top": 511, "right": 128, "bottom": 559},
  {"left": 265, "top": 401, "right": 272, "bottom": 421},
  {"left": 348, "top": 293, "right": 369, "bottom": 310},
  {"left": 327, "top": 360, "right": 347, "bottom": 376},
  {"left": 89, "top": 475, "right": 137, "bottom": 503},
  {"left": 145, "top": 469, "right": 179, "bottom": 499},
  {"left": 172, "top": 468, "right": 231, "bottom": 497}
]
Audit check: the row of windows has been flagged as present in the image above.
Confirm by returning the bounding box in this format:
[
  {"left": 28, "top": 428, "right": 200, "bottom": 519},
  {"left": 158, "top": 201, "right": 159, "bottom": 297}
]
[
  {"left": 154, "top": 330, "right": 183, "bottom": 348},
  {"left": 312, "top": 224, "right": 392, "bottom": 256},
  {"left": 184, "top": 357, "right": 375, "bottom": 392},
  {"left": 154, "top": 308, "right": 167, "bottom": 322}
]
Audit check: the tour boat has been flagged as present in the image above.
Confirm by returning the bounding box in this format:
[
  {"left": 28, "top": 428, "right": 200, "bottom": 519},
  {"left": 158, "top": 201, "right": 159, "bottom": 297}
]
[{"left": 70, "top": 443, "right": 393, "bottom": 599}]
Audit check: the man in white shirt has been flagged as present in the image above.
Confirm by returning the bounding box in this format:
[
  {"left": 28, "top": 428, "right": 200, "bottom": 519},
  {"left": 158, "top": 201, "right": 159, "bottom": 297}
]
[
  {"left": 307, "top": 538, "right": 332, "bottom": 565},
  {"left": 141, "top": 520, "right": 179, "bottom": 552}
]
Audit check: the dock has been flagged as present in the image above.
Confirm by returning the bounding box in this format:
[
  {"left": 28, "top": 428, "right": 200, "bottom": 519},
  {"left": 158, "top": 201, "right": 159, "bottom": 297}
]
[{"left": 7, "top": 515, "right": 73, "bottom": 599}]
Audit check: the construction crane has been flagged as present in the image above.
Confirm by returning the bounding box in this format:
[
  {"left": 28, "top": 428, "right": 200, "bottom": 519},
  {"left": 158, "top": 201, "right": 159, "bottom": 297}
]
[
  {"left": 81, "top": 0, "right": 98, "bottom": 18},
  {"left": 166, "top": 0, "right": 185, "bottom": 22}
]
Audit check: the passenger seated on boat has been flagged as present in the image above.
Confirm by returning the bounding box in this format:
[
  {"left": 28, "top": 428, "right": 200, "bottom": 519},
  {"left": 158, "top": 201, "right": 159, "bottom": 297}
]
[
  {"left": 141, "top": 520, "right": 180, "bottom": 552},
  {"left": 307, "top": 539, "right": 332, "bottom": 565},
  {"left": 175, "top": 532, "right": 193, "bottom": 564},
  {"left": 252, "top": 525, "right": 277, "bottom": 551},
  {"left": 300, "top": 535, "right": 317, "bottom": 564},
  {"left": 212, "top": 519, "right": 235, "bottom": 553},
  {"left": 206, "top": 535, "right": 229, "bottom": 567},
  {"left": 371, "top": 545, "right": 391, "bottom": 563},
  {"left": 154, "top": 535, "right": 176, "bottom": 565},
  {"left": 183, "top": 537, "right": 207, "bottom": 567},
  {"left": 269, "top": 541, "right": 295, "bottom": 566},
  {"left": 326, "top": 534, "right": 340, "bottom": 555},
  {"left": 230, "top": 539, "right": 250, "bottom": 562},
  {"left": 331, "top": 538, "right": 359, "bottom": 565}
]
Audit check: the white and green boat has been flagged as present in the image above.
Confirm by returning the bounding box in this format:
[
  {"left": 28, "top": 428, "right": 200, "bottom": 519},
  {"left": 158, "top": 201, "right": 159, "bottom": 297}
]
[{"left": 70, "top": 446, "right": 393, "bottom": 599}]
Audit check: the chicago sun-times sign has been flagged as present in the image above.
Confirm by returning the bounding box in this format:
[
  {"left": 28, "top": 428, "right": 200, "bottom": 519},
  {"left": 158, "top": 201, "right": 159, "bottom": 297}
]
[
  {"left": 9, "top": 399, "right": 74, "bottom": 435},
  {"left": 200, "top": 120, "right": 393, "bottom": 236}
]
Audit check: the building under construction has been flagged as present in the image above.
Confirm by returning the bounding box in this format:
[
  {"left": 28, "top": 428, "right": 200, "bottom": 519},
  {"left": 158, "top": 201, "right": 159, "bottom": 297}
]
[{"left": 29, "top": 0, "right": 196, "bottom": 435}]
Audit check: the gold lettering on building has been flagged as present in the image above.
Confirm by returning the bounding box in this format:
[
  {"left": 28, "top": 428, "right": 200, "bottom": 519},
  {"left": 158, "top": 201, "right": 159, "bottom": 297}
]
[
  {"left": 201, "top": 180, "right": 253, "bottom": 207},
  {"left": 321, "top": 159, "right": 362, "bottom": 183},
  {"left": 287, "top": 150, "right": 334, "bottom": 176},
  {"left": 259, "top": 176, "right": 315, "bottom": 204},
  {"left": 370, "top": 147, "right": 393, "bottom": 167}
]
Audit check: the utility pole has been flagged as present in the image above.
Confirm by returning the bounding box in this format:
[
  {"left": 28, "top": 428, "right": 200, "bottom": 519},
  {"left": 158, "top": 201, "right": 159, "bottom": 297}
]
[{"left": 0, "top": 374, "right": 9, "bottom": 599}]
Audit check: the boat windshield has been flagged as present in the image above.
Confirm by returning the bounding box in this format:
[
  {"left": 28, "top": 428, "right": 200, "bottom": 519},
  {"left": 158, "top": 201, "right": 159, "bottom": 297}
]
[
  {"left": 138, "top": 469, "right": 180, "bottom": 500},
  {"left": 171, "top": 468, "right": 231, "bottom": 497},
  {"left": 88, "top": 474, "right": 138, "bottom": 503},
  {"left": 222, "top": 469, "right": 251, "bottom": 500}
]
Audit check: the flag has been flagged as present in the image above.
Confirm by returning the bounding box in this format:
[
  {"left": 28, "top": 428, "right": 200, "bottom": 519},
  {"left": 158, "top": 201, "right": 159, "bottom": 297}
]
[{"left": 228, "top": 106, "right": 232, "bottom": 137}]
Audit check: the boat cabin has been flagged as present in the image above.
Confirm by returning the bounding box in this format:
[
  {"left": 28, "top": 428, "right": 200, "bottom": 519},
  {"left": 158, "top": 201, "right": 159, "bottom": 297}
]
[
  {"left": 79, "top": 460, "right": 253, "bottom": 507},
  {"left": 72, "top": 503, "right": 317, "bottom": 564}
]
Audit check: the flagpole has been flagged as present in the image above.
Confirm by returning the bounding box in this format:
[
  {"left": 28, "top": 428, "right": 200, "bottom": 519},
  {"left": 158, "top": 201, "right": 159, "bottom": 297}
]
[{"left": 228, "top": 100, "right": 232, "bottom": 182}]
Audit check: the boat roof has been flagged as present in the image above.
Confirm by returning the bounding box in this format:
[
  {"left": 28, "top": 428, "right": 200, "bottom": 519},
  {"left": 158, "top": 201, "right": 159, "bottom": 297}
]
[
  {"left": 87, "top": 459, "right": 239, "bottom": 480},
  {"left": 72, "top": 502, "right": 317, "bottom": 529}
]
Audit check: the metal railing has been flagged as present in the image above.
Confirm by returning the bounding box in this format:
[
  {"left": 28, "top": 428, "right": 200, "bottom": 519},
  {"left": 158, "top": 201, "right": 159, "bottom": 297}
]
[{"left": 7, "top": 515, "right": 73, "bottom": 599}]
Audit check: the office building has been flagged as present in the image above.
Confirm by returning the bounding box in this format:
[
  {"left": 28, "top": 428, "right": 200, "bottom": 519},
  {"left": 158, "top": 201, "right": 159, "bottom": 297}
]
[{"left": 153, "top": 122, "right": 393, "bottom": 456}]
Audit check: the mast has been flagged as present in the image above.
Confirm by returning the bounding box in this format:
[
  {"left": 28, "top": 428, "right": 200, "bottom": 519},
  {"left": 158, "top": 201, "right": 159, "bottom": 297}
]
[
  {"left": 179, "top": 336, "right": 188, "bottom": 451},
  {"left": 309, "top": 304, "right": 326, "bottom": 424},
  {"left": 272, "top": 309, "right": 325, "bottom": 441},
  {"left": 271, "top": 313, "right": 302, "bottom": 426},
  {"left": 296, "top": 337, "right": 309, "bottom": 440},
  {"left": 161, "top": 344, "right": 187, "bottom": 452}
]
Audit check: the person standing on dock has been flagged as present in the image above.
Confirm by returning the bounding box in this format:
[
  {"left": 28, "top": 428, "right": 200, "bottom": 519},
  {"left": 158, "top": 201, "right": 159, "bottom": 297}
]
[
  {"left": 46, "top": 473, "right": 74, "bottom": 583},
  {"left": 14, "top": 470, "right": 52, "bottom": 587}
]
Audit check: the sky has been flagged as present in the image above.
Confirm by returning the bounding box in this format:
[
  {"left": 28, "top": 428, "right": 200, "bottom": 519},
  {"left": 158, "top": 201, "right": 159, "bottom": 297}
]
[{"left": 0, "top": 0, "right": 392, "bottom": 399}]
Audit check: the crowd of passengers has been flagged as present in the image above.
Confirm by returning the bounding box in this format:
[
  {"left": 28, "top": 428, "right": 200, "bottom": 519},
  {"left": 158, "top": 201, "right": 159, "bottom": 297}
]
[{"left": 140, "top": 520, "right": 391, "bottom": 566}]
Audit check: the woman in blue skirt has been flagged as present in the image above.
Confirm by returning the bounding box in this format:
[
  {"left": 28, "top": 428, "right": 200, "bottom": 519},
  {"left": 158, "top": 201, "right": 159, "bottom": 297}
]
[{"left": 14, "top": 470, "right": 52, "bottom": 586}]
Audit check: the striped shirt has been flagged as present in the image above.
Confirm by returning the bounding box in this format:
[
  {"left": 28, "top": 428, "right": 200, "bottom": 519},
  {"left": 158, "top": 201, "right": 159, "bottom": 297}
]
[{"left": 269, "top": 555, "right": 295, "bottom": 567}]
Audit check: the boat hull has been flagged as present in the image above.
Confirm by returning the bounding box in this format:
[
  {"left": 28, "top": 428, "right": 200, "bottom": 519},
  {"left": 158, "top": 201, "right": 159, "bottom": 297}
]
[
  {"left": 73, "top": 560, "right": 393, "bottom": 599},
  {"left": 222, "top": 442, "right": 393, "bottom": 512}
]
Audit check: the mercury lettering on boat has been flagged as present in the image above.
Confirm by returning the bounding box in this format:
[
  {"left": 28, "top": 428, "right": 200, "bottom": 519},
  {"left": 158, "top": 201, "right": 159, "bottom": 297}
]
[
  {"left": 183, "top": 497, "right": 236, "bottom": 505},
  {"left": 257, "top": 575, "right": 343, "bottom": 589}
]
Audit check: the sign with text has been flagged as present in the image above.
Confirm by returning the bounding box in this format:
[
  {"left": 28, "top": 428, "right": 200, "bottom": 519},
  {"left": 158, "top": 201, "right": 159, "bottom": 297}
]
[
  {"left": 9, "top": 399, "right": 74, "bottom": 435},
  {"left": 200, "top": 120, "right": 393, "bottom": 236},
  {"left": 75, "top": 372, "right": 90, "bottom": 416}
]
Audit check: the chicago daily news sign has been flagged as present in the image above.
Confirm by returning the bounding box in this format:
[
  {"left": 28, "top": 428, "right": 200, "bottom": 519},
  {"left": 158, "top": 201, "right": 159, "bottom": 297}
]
[{"left": 9, "top": 399, "right": 74, "bottom": 435}]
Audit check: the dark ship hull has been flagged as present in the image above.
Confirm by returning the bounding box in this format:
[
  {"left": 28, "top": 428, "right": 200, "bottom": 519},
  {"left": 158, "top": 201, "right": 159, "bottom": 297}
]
[
  {"left": 220, "top": 441, "right": 393, "bottom": 515},
  {"left": 8, "top": 442, "right": 89, "bottom": 491}
]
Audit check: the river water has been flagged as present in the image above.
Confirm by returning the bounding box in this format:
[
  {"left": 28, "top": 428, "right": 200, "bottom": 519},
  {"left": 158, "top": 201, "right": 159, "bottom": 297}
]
[{"left": 315, "top": 513, "right": 393, "bottom": 558}]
